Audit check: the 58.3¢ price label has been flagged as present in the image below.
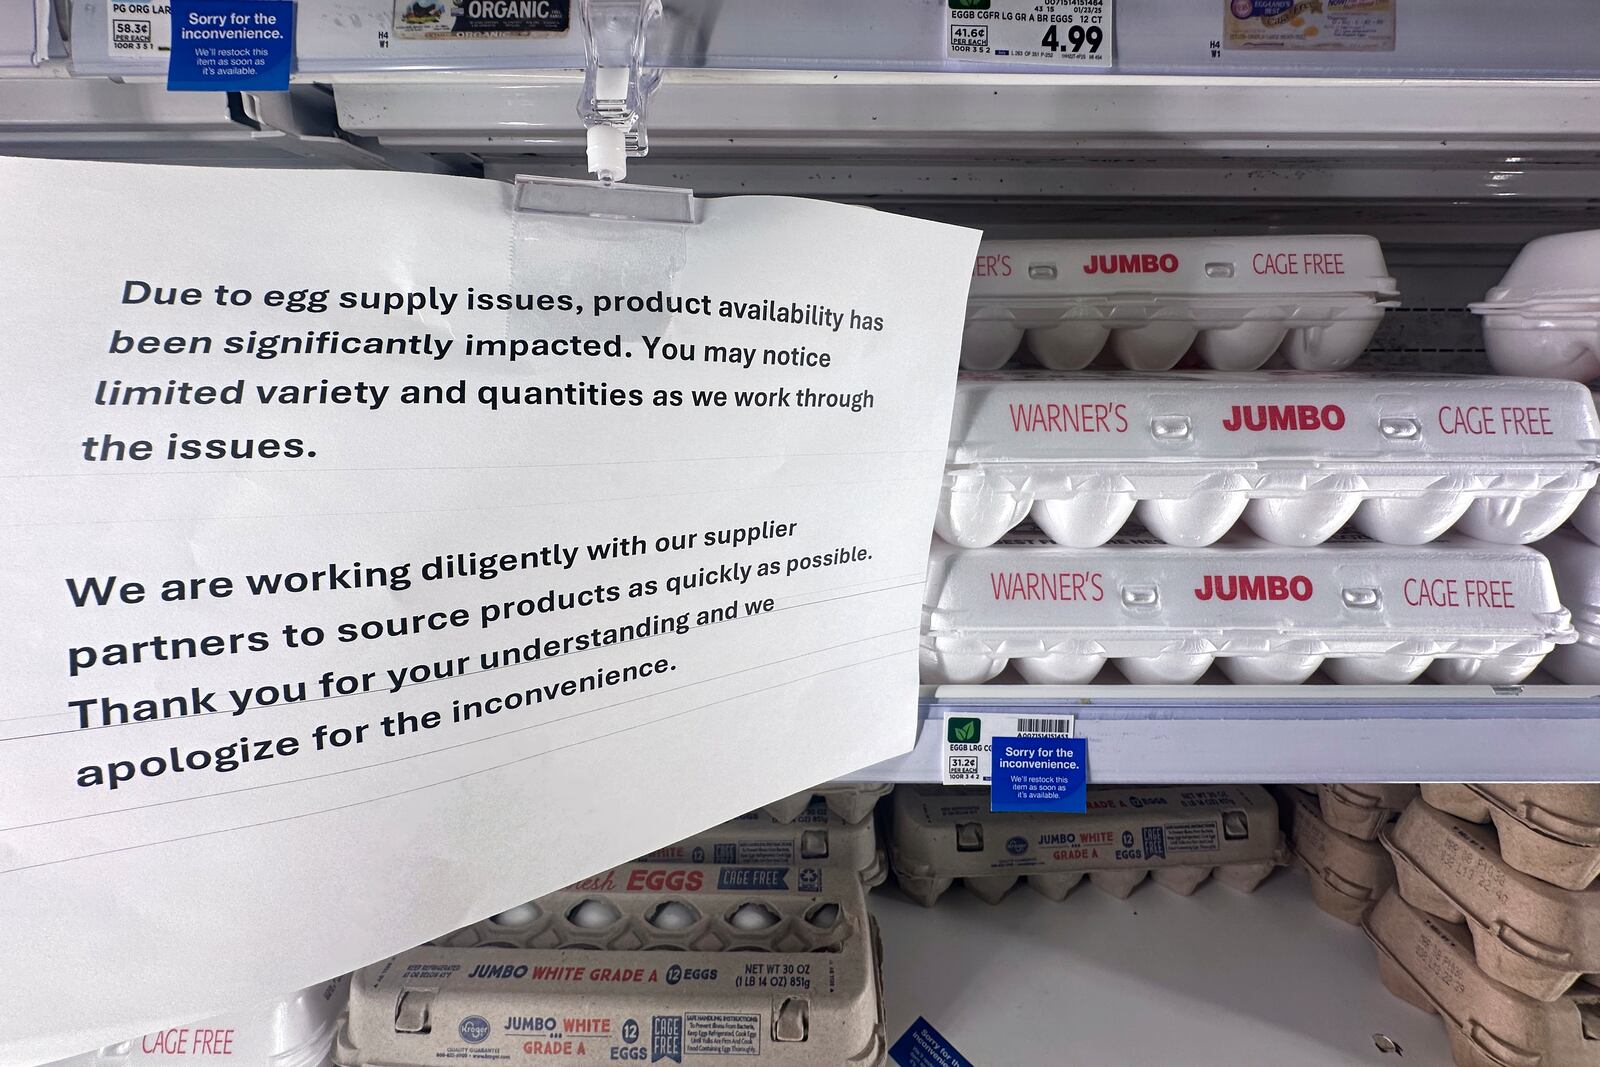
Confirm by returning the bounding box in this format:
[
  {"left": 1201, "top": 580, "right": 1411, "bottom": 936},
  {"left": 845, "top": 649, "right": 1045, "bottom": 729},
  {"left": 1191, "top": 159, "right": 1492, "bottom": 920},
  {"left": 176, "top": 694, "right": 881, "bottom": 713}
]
[{"left": 947, "top": 0, "right": 1113, "bottom": 67}]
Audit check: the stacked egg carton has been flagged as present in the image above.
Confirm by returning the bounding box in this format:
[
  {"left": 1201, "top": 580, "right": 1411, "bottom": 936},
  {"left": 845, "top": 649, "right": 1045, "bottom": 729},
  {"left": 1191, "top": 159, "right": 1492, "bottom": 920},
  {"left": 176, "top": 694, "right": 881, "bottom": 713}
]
[
  {"left": 44, "top": 979, "right": 349, "bottom": 1067},
  {"left": 334, "top": 861, "right": 886, "bottom": 1067},
  {"left": 643, "top": 796, "right": 887, "bottom": 889},
  {"left": 1276, "top": 786, "right": 1406, "bottom": 924},
  {"left": 931, "top": 237, "right": 1599, "bottom": 688},
  {"left": 1362, "top": 785, "right": 1600, "bottom": 1067},
  {"left": 888, "top": 783, "right": 1287, "bottom": 906},
  {"left": 1475, "top": 232, "right": 1600, "bottom": 667},
  {"left": 760, "top": 783, "right": 890, "bottom": 826}
]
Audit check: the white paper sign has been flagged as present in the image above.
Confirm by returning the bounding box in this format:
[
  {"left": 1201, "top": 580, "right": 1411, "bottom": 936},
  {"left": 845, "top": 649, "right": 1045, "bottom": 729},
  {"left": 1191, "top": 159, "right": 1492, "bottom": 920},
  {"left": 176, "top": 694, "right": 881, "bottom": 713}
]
[{"left": 0, "top": 157, "right": 979, "bottom": 1066}]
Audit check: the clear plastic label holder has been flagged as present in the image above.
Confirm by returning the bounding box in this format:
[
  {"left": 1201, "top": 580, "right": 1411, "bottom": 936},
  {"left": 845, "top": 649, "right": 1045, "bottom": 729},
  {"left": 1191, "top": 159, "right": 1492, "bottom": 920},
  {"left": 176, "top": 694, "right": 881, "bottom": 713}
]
[{"left": 513, "top": 0, "right": 692, "bottom": 225}]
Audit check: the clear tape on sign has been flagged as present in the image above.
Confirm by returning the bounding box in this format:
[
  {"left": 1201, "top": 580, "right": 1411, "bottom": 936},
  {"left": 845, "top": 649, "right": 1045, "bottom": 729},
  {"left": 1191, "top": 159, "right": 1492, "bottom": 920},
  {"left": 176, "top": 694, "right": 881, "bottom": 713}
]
[
  {"left": 1471, "top": 230, "right": 1600, "bottom": 380},
  {"left": 964, "top": 236, "right": 1399, "bottom": 372},
  {"left": 940, "top": 371, "right": 1600, "bottom": 549},
  {"left": 334, "top": 863, "right": 884, "bottom": 1067},
  {"left": 889, "top": 783, "right": 1286, "bottom": 906},
  {"left": 920, "top": 529, "right": 1575, "bottom": 686}
]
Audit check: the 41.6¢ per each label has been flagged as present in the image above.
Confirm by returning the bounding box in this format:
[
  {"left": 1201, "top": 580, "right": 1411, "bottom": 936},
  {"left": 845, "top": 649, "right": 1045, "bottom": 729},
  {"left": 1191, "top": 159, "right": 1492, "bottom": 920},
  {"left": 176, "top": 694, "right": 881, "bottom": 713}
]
[{"left": 947, "top": 0, "right": 1113, "bottom": 67}]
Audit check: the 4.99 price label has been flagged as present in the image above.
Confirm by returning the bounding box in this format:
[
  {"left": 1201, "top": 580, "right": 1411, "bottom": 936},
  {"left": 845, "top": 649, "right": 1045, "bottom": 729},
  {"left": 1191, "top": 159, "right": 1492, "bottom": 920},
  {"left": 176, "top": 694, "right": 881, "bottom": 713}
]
[{"left": 947, "top": 0, "right": 1113, "bottom": 67}]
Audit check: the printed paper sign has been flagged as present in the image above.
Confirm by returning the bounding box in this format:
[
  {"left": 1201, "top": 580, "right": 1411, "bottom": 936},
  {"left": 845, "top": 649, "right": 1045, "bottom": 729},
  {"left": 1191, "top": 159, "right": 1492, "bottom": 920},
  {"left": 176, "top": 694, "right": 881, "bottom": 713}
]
[
  {"left": 166, "top": 0, "right": 293, "bottom": 90},
  {"left": 1224, "top": 0, "right": 1396, "bottom": 51},
  {"left": 0, "top": 157, "right": 978, "bottom": 1065},
  {"left": 890, "top": 1017, "right": 976, "bottom": 1067},
  {"left": 948, "top": 0, "right": 1113, "bottom": 67},
  {"left": 990, "top": 737, "right": 1088, "bottom": 812},
  {"left": 941, "top": 710, "right": 1074, "bottom": 785}
]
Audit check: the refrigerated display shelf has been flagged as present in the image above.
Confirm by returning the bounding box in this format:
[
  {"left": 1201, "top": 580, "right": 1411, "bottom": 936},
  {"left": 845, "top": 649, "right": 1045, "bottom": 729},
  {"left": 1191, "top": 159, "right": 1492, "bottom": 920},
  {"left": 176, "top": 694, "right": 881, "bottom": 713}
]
[
  {"left": 841, "top": 683, "right": 1600, "bottom": 784},
  {"left": 874, "top": 870, "right": 1455, "bottom": 1066},
  {"left": 66, "top": 0, "right": 1600, "bottom": 80}
]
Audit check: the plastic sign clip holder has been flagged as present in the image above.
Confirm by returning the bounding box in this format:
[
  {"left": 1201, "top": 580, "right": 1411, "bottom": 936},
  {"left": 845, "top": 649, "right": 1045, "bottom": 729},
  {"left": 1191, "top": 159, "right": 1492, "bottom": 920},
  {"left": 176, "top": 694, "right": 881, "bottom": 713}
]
[{"left": 577, "top": 0, "right": 662, "bottom": 185}]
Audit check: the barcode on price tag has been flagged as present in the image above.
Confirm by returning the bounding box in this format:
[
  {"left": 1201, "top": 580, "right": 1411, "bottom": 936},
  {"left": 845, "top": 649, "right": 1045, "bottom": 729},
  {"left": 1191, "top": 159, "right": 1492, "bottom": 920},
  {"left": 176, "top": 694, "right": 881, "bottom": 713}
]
[
  {"left": 940, "top": 710, "right": 1076, "bottom": 785},
  {"left": 946, "top": 0, "right": 1113, "bottom": 67}
]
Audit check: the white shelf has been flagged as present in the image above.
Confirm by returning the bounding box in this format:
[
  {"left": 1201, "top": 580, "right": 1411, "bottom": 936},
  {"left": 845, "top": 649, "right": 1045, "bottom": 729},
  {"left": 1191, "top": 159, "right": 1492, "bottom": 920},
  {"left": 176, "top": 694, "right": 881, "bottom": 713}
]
[
  {"left": 840, "top": 683, "right": 1600, "bottom": 784},
  {"left": 874, "top": 869, "right": 1454, "bottom": 1066},
  {"left": 67, "top": 0, "right": 1600, "bottom": 79}
]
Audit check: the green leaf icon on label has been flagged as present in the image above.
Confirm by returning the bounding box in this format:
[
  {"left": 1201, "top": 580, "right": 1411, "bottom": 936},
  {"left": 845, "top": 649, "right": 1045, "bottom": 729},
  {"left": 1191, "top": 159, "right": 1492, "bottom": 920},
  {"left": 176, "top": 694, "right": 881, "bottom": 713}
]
[
  {"left": 949, "top": 0, "right": 990, "bottom": 8},
  {"left": 947, "top": 717, "right": 980, "bottom": 743}
]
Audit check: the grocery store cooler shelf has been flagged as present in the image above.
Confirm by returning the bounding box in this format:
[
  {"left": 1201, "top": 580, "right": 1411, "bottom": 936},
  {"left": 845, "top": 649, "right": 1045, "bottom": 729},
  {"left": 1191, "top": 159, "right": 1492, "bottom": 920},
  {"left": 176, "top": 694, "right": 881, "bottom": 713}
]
[
  {"left": 873, "top": 870, "right": 1455, "bottom": 1066},
  {"left": 67, "top": 0, "right": 1600, "bottom": 80},
  {"left": 839, "top": 683, "right": 1600, "bottom": 784}
]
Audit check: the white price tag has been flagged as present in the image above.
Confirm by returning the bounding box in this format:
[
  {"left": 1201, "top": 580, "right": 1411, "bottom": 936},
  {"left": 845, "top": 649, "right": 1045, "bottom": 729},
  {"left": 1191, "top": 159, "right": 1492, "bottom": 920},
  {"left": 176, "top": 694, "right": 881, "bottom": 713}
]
[
  {"left": 947, "top": 0, "right": 1113, "bottom": 67},
  {"left": 108, "top": 0, "right": 170, "bottom": 55},
  {"left": 940, "top": 710, "right": 1075, "bottom": 785}
]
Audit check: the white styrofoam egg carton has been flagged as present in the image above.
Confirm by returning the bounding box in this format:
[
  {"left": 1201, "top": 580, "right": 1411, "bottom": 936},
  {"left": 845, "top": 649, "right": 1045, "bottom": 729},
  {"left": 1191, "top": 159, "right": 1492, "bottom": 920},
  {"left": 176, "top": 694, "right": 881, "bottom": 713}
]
[
  {"left": 921, "top": 531, "right": 1575, "bottom": 685},
  {"left": 1531, "top": 529, "right": 1600, "bottom": 683},
  {"left": 48, "top": 979, "right": 349, "bottom": 1067},
  {"left": 640, "top": 798, "right": 886, "bottom": 888},
  {"left": 336, "top": 863, "right": 883, "bottom": 1067},
  {"left": 941, "top": 371, "right": 1600, "bottom": 549},
  {"left": 965, "top": 236, "right": 1399, "bottom": 372},
  {"left": 890, "top": 784, "right": 1286, "bottom": 906},
  {"left": 1471, "top": 230, "right": 1600, "bottom": 380}
]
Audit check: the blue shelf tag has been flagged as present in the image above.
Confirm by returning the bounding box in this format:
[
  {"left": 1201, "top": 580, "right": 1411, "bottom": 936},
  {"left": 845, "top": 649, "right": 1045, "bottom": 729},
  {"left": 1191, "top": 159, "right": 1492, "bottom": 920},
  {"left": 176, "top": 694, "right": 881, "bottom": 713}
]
[
  {"left": 167, "top": 0, "right": 293, "bottom": 92},
  {"left": 890, "top": 1016, "right": 976, "bottom": 1067},
  {"left": 990, "top": 736, "right": 1087, "bottom": 812}
]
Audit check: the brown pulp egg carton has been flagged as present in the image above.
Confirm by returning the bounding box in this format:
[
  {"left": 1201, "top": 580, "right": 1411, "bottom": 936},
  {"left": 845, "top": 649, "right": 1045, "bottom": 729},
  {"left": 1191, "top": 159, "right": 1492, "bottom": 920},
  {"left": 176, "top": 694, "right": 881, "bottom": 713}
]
[
  {"left": 1364, "top": 890, "right": 1600, "bottom": 1067},
  {"left": 761, "top": 783, "right": 891, "bottom": 825},
  {"left": 642, "top": 799, "right": 886, "bottom": 889},
  {"left": 889, "top": 784, "right": 1286, "bottom": 907},
  {"left": 1383, "top": 798, "right": 1600, "bottom": 1001},
  {"left": 1422, "top": 784, "right": 1600, "bottom": 891},
  {"left": 1278, "top": 787, "right": 1395, "bottom": 924},
  {"left": 334, "top": 863, "right": 884, "bottom": 1067},
  {"left": 1315, "top": 783, "right": 1419, "bottom": 841}
]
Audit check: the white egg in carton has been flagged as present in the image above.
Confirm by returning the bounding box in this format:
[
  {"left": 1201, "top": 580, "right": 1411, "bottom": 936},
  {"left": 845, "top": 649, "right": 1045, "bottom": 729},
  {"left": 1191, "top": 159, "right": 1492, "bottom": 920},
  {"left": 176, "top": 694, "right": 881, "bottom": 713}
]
[
  {"left": 890, "top": 784, "right": 1286, "bottom": 906},
  {"left": 1277, "top": 787, "right": 1395, "bottom": 925},
  {"left": 334, "top": 863, "right": 884, "bottom": 1067},
  {"left": 964, "top": 236, "right": 1399, "bottom": 372},
  {"left": 47, "top": 979, "right": 349, "bottom": 1067},
  {"left": 940, "top": 371, "right": 1600, "bottom": 549},
  {"left": 921, "top": 530, "right": 1576, "bottom": 686},
  {"left": 1532, "top": 529, "right": 1600, "bottom": 683},
  {"left": 1471, "top": 230, "right": 1600, "bottom": 380},
  {"left": 760, "top": 783, "right": 890, "bottom": 825},
  {"left": 641, "top": 799, "right": 886, "bottom": 888}
]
